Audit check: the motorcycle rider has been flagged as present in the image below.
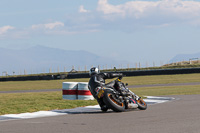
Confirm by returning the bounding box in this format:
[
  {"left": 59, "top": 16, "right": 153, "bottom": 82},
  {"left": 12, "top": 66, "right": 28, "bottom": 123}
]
[{"left": 88, "top": 67, "right": 123, "bottom": 111}]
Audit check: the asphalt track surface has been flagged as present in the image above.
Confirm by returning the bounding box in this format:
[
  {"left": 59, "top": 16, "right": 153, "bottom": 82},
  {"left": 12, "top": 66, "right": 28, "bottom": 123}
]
[{"left": 0, "top": 95, "right": 200, "bottom": 133}]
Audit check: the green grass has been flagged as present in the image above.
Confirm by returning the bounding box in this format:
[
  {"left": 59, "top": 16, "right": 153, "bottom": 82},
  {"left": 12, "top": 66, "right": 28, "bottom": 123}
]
[
  {"left": 107, "top": 73, "right": 200, "bottom": 85},
  {"left": 130, "top": 85, "right": 200, "bottom": 96},
  {"left": 1, "top": 73, "right": 200, "bottom": 115},
  {"left": 1, "top": 85, "right": 200, "bottom": 115},
  {"left": 0, "top": 91, "right": 97, "bottom": 115},
  {"left": 1, "top": 73, "right": 200, "bottom": 91},
  {"left": 0, "top": 78, "right": 89, "bottom": 91}
]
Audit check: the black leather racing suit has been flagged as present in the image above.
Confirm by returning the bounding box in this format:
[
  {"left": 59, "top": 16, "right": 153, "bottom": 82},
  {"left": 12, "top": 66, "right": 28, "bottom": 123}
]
[{"left": 88, "top": 72, "right": 123, "bottom": 109}]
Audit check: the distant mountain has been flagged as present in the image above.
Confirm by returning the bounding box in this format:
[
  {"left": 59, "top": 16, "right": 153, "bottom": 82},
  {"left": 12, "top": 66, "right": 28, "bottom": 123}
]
[
  {"left": 0, "top": 45, "right": 127, "bottom": 75},
  {"left": 170, "top": 52, "right": 200, "bottom": 63}
]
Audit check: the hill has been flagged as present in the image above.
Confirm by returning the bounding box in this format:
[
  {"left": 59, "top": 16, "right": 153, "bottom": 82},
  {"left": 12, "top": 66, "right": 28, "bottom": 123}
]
[
  {"left": 170, "top": 52, "right": 200, "bottom": 63},
  {"left": 0, "top": 45, "right": 127, "bottom": 75}
]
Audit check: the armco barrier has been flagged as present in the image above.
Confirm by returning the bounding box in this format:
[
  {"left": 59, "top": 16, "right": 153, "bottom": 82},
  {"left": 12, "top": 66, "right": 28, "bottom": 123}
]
[
  {"left": 66, "top": 68, "right": 200, "bottom": 78},
  {"left": 62, "top": 82, "right": 94, "bottom": 100},
  {"left": 121, "top": 68, "right": 200, "bottom": 76},
  {"left": 1, "top": 68, "right": 200, "bottom": 81}
]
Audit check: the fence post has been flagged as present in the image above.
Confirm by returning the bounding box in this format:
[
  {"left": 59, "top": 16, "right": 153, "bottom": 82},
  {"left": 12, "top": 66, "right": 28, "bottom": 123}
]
[
  {"left": 139, "top": 62, "right": 141, "bottom": 69},
  {"left": 58, "top": 67, "right": 60, "bottom": 73},
  {"left": 146, "top": 62, "right": 148, "bottom": 68},
  {"left": 78, "top": 66, "right": 80, "bottom": 72},
  {"left": 160, "top": 61, "right": 163, "bottom": 66},
  {"left": 49, "top": 68, "right": 51, "bottom": 73},
  {"left": 135, "top": 63, "right": 137, "bottom": 70}
]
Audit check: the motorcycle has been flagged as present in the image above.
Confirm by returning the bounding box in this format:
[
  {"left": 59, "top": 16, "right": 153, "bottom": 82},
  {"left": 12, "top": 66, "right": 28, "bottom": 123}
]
[{"left": 97, "top": 76, "right": 147, "bottom": 112}]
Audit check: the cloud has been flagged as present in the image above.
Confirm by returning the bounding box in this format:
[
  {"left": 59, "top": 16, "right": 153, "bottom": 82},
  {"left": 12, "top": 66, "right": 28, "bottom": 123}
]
[
  {"left": 44, "top": 22, "right": 64, "bottom": 29},
  {"left": 80, "top": 0, "right": 198, "bottom": 31},
  {"left": 67, "top": 0, "right": 200, "bottom": 33},
  {"left": 30, "top": 20, "right": 98, "bottom": 35},
  {"left": 30, "top": 21, "right": 69, "bottom": 35},
  {"left": 97, "top": 0, "right": 124, "bottom": 15},
  {"left": 79, "top": 5, "right": 90, "bottom": 13},
  {"left": 3, "top": 0, "right": 200, "bottom": 39},
  {"left": 31, "top": 21, "right": 64, "bottom": 30},
  {"left": 0, "top": 26, "right": 15, "bottom": 35},
  {"left": 97, "top": 0, "right": 200, "bottom": 18}
]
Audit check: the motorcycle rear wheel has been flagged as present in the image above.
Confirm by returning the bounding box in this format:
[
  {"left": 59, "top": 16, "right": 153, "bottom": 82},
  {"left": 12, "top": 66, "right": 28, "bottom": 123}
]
[{"left": 103, "top": 91, "right": 125, "bottom": 112}]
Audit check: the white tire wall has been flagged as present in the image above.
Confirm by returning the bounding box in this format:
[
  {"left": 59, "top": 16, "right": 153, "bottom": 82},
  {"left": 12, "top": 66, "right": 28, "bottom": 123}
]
[
  {"left": 78, "top": 82, "right": 94, "bottom": 100},
  {"left": 62, "top": 82, "right": 94, "bottom": 100},
  {"left": 62, "top": 82, "right": 78, "bottom": 100}
]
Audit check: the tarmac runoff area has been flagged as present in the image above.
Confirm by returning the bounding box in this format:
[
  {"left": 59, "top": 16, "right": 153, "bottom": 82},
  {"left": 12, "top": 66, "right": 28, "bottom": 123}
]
[
  {"left": 0, "top": 96, "right": 174, "bottom": 121},
  {"left": 0, "top": 95, "right": 200, "bottom": 133}
]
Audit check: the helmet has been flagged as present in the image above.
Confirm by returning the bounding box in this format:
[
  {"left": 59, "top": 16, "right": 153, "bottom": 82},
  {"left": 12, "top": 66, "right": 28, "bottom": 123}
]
[{"left": 89, "top": 67, "right": 100, "bottom": 76}]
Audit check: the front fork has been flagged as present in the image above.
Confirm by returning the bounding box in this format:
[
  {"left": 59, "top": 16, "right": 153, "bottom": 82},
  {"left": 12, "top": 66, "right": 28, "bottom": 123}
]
[
  {"left": 123, "top": 88, "right": 140, "bottom": 109},
  {"left": 127, "top": 89, "right": 140, "bottom": 101}
]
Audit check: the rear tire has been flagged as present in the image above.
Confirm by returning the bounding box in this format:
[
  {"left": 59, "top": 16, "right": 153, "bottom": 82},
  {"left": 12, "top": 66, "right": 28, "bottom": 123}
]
[{"left": 103, "top": 91, "right": 125, "bottom": 112}]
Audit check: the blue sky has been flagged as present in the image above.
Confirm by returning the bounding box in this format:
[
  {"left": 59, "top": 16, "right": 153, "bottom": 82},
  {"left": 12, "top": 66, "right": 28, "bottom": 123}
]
[{"left": 1, "top": 0, "right": 200, "bottom": 67}]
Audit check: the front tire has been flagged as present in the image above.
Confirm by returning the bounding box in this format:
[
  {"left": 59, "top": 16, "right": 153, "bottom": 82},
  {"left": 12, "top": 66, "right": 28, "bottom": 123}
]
[
  {"left": 137, "top": 98, "right": 147, "bottom": 110},
  {"left": 103, "top": 91, "right": 125, "bottom": 112}
]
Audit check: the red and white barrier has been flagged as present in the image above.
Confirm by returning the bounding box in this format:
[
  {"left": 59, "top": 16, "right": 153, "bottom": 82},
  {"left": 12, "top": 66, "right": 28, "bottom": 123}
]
[
  {"left": 62, "top": 82, "right": 78, "bottom": 100},
  {"left": 62, "top": 82, "right": 94, "bottom": 100},
  {"left": 78, "top": 82, "right": 94, "bottom": 100}
]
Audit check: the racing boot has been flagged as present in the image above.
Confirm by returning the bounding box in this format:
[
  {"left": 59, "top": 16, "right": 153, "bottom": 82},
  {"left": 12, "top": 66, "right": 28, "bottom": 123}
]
[
  {"left": 97, "top": 98, "right": 108, "bottom": 112},
  {"left": 101, "top": 105, "right": 108, "bottom": 112}
]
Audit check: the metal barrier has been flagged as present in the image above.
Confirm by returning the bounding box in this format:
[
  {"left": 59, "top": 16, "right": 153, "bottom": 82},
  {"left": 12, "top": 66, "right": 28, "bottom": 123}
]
[{"left": 1, "top": 67, "right": 200, "bottom": 81}]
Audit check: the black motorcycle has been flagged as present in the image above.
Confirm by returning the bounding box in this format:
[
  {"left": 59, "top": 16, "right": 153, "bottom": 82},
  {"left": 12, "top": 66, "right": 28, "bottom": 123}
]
[{"left": 97, "top": 77, "right": 147, "bottom": 112}]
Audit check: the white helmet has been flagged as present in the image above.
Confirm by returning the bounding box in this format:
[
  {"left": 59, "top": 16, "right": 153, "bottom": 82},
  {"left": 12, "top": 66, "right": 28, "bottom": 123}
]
[{"left": 89, "top": 67, "right": 100, "bottom": 76}]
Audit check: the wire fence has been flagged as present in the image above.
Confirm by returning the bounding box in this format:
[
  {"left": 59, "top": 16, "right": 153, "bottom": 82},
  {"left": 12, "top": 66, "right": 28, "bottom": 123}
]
[
  {"left": 1, "top": 62, "right": 163, "bottom": 76},
  {"left": 2, "top": 59, "right": 200, "bottom": 76}
]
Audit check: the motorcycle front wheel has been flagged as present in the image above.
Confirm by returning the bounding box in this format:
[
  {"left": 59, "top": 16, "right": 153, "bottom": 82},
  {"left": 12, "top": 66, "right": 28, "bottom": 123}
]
[
  {"left": 103, "top": 91, "right": 125, "bottom": 112},
  {"left": 137, "top": 98, "right": 147, "bottom": 110}
]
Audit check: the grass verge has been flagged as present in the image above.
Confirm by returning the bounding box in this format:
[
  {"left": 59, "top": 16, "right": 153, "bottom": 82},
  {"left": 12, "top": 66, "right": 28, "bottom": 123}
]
[
  {"left": 0, "top": 78, "right": 89, "bottom": 91},
  {"left": 0, "top": 91, "right": 97, "bottom": 115},
  {"left": 1, "top": 85, "right": 200, "bottom": 115},
  {"left": 1, "top": 73, "right": 200, "bottom": 115},
  {"left": 122, "top": 73, "right": 200, "bottom": 85},
  {"left": 1, "top": 73, "right": 200, "bottom": 91},
  {"left": 130, "top": 85, "right": 200, "bottom": 96}
]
